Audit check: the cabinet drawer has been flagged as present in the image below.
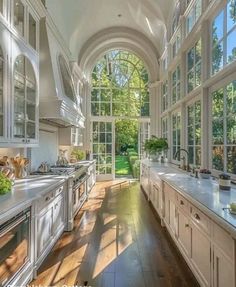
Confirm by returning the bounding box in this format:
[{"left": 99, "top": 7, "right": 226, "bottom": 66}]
[
  {"left": 190, "top": 205, "right": 210, "bottom": 235},
  {"left": 37, "top": 190, "right": 54, "bottom": 211},
  {"left": 212, "top": 222, "right": 234, "bottom": 261},
  {"left": 54, "top": 185, "right": 64, "bottom": 197},
  {"left": 177, "top": 194, "right": 190, "bottom": 215}
]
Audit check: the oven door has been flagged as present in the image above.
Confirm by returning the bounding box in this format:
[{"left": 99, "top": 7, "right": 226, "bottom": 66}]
[
  {"left": 0, "top": 209, "right": 31, "bottom": 287},
  {"left": 73, "top": 175, "right": 88, "bottom": 216}
]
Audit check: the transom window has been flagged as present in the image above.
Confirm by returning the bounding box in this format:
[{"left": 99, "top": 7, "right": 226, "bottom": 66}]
[
  {"left": 91, "top": 50, "right": 149, "bottom": 117},
  {"left": 172, "top": 65, "right": 181, "bottom": 105},
  {"left": 14, "top": 0, "right": 24, "bottom": 36},
  {"left": 211, "top": 80, "right": 236, "bottom": 174},
  {"left": 172, "top": 111, "right": 181, "bottom": 160},
  {"left": 187, "top": 100, "right": 201, "bottom": 166},
  {"left": 187, "top": 39, "right": 201, "bottom": 93},
  {"left": 211, "top": 0, "right": 236, "bottom": 75}
]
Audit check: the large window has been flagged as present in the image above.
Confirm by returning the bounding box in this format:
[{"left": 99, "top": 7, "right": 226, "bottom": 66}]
[
  {"left": 187, "top": 100, "right": 201, "bottom": 166},
  {"left": 172, "top": 111, "right": 181, "bottom": 160},
  {"left": 211, "top": 0, "right": 236, "bottom": 75},
  {"left": 172, "top": 31, "right": 181, "bottom": 59},
  {"left": 91, "top": 50, "right": 149, "bottom": 117},
  {"left": 187, "top": 39, "right": 201, "bottom": 93},
  {"left": 162, "top": 117, "right": 168, "bottom": 140},
  {"left": 172, "top": 65, "right": 181, "bottom": 105},
  {"left": 162, "top": 80, "right": 168, "bottom": 112},
  {"left": 172, "top": 1, "right": 181, "bottom": 35},
  {"left": 212, "top": 80, "right": 236, "bottom": 174},
  {"left": 186, "top": 0, "right": 202, "bottom": 35}
]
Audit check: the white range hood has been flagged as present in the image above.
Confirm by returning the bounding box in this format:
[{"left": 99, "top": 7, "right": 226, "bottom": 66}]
[{"left": 39, "top": 18, "right": 85, "bottom": 128}]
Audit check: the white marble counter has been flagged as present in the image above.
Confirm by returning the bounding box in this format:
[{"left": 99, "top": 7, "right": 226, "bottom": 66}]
[
  {"left": 0, "top": 175, "right": 66, "bottom": 221},
  {"left": 142, "top": 160, "right": 236, "bottom": 237}
]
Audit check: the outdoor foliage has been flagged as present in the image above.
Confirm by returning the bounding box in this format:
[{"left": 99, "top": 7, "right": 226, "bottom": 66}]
[{"left": 144, "top": 136, "right": 168, "bottom": 155}]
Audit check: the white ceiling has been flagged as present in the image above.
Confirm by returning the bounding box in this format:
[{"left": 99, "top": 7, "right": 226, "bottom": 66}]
[{"left": 45, "top": 0, "right": 175, "bottom": 60}]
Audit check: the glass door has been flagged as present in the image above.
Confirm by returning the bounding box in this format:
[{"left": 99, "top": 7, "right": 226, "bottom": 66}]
[{"left": 91, "top": 121, "right": 114, "bottom": 181}]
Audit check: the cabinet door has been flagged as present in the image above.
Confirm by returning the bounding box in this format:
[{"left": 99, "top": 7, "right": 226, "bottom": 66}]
[
  {"left": 169, "top": 199, "right": 176, "bottom": 236},
  {"left": 37, "top": 206, "right": 53, "bottom": 258},
  {"left": 164, "top": 193, "right": 170, "bottom": 225},
  {"left": 177, "top": 209, "right": 191, "bottom": 257},
  {"left": 153, "top": 185, "right": 160, "bottom": 213},
  {"left": 213, "top": 245, "right": 234, "bottom": 287},
  {"left": 53, "top": 195, "right": 64, "bottom": 235},
  {"left": 191, "top": 224, "right": 211, "bottom": 287}
]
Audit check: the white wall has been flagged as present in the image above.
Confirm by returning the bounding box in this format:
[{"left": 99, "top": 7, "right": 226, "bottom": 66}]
[{"left": 30, "top": 123, "right": 59, "bottom": 171}]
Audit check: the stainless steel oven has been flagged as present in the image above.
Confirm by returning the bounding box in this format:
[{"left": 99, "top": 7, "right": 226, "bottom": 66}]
[
  {"left": 0, "top": 209, "right": 31, "bottom": 287},
  {"left": 73, "top": 172, "right": 88, "bottom": 216}
]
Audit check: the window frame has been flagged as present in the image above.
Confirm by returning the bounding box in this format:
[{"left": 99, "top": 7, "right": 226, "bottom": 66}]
[
  {"left": 171, "top": 109, "right": 181, "bottom": 163},
  {"left": 171, "top": 65, "right": 181, "bottom": 105}
]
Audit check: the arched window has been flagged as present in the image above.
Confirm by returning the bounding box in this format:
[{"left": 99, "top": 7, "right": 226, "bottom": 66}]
[
  {"left": 14, "top": 55, "right": 36, "bottom": 139},
  {"left": 0, "top": 47, "right": 4, "bottom": 136},
  {"left": 58, "top": 54, "right": 76, "bottom": 103},
  {"left": 91, "top": 50, "right": 149, "bottom": 117}
]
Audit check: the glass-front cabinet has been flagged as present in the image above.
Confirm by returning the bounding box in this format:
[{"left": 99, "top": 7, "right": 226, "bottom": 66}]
[{"left": 13, "top": 55, "right": 37, "bottom": 144}]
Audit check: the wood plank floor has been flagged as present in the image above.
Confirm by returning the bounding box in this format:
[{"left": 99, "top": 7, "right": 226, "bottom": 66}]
[{"left": 30, "top": 181, "right": 199, "bottom": 287}]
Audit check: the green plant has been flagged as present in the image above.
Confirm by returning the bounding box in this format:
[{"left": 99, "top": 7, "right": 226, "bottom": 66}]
[
  {"left": 144, "top": 136, "right": 168, "bottom": 155},
  {"left": 71, "top": 148, "right": 85, "bottom": 161},
  {"left": 0, "top": 172, "right": 12, "bottom": 195}
]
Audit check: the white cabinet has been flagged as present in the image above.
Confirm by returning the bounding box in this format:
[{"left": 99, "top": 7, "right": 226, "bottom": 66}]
[
  {"left": 177, "top": 208, "right": 191, "bottom": 257},
  {"left": 191, "top": 224, "right": 211, "bottom": 287},
  {"left": 59, "top": 126, "right": 83, "bottom": 146},
  {"left": 37, "top": 204, "right": 53, "bottom": 258},
  {"left": 213, "top": 245, "right": 234, "bottom": 287},
  {"left": 35, "top": 184, "right": 65, "bottom": 267}
]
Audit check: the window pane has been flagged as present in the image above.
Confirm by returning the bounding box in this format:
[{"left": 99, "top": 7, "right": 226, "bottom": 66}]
[
  {"left": 227, "top": 146, "right": 236, "bottom": 174},
  {"left": 212, "top": 146, "right": 224, "bottom": 171},
  {"left": 212, "top": 10, "right": 224, "bottom": 41},
  {"left": 187, "top": 48, "right": 194, "bottom": 71},
  {"left": 196, "top": 147, "right": 201, "bottom": 166},
  {"left": 212, "top": 42, "right": 224, "bottom": 74},
  {"left": 212, "top": 89, "right": 224, "bottom": 117},
  {"left": 227, "top": 0, "right": 236, "bottom": 32},
  {"left": 14, "top": 0, "right": 24, "bottom": 36},
  {"left": 195, "top": 62, "right": 201, "bottom": 87},
  {"left": 212, "top": 119, "right": 224, "bottom": 144},
  {"left": 226, "top": 81, "right": 236, "bottom": 114},
  {"left": 227, "top": 29, "right": 236, "bottom": 64},
  {"left": 188, "top": 146, "right": 194, "bottom": 164},
  {"left": 227, "top": 116, "right": 236, "bottom": 144},
  {"left": 187, "top": 70, "right": 194, "bottom": 93}
]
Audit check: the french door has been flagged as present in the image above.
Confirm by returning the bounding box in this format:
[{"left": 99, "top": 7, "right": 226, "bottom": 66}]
[{"left": 91, "top": 120, "right": 115, "bottom": 181}]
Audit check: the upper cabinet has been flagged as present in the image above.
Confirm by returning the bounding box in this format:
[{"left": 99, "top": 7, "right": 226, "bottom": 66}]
[
  {"left": 0, "top": 0, "right": 40, "bottom": 147},
  {"left": 13, "top": 55, "right": 38, "bottom": 144}
]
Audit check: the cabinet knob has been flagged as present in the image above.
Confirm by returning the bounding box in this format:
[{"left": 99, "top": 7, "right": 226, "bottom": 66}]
[
  {"left": 22, "top": 139, "right": 25, "bottom": 143},
  {"left": 194, "top": 213, "right": 200, "bottom": 220},
  {"left": 180, "top": 200, "right": 184, "bottom": 205},
  {"left": 45, "top": 196, "right": 50, "bottom": 202},
  {"left": 185, "top": 224, "right": 189, "bottom": 228}
]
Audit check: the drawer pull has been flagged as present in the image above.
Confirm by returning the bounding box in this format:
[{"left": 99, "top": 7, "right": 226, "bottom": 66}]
[
  {"left": 180, "top": 200, "right": 184, "bottom": 205},
  {"left": 194, "top": 213, "right": 200, "bottom": 220},
  {"left": 45, "top": 196, "right": 50, "bottom": 202},
  {"left": 185, "top": 224, "right": 189, "bottom": 228}
]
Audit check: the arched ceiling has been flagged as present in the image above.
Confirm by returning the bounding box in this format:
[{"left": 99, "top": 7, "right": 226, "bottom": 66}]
[{"left": 45, "top": 0, "right": 175, "bottom": 61}]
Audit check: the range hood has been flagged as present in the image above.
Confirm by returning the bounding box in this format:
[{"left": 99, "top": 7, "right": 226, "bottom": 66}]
[{"left": 39, "top": 18, "right": 85, "bottom": 128}]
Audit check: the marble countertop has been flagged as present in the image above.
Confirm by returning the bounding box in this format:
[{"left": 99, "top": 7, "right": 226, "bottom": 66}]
[
  {"left": 0, "top": 175, "right": 66, "bottom": 221},
  {"left": 142, "top": 160, "right": 236, "bottom": 237}
]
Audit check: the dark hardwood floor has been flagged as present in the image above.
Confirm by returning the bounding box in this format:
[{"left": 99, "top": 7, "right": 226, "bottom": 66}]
[{"left": 30, "top": 180, "right": 199, "bottom": 287}]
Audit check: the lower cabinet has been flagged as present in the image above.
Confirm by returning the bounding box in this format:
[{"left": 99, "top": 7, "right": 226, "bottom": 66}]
[
  {"left": 35, "top": 184, "right": 65, "bottom": 268},
  {"left": 191, "top": 224, "right": 211, "bottom": 287},
  {"left": 213, "top": 245, "right": 234, "bottom": 287},
  {"left": 177, "top": 209, "right": 191, "bottom": 257},
  {"left": 161, "top": 182, "right": 236, "bottom": 287}
]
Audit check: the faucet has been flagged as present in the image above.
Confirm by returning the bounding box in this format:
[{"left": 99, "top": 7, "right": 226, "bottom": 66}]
[{"left": 173, "top": 148, "right": 191, "bottom": 172}]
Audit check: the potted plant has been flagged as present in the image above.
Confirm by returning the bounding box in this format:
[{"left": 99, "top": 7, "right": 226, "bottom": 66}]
[
  {"left": 70, "top": 148, "right": 85, "bottom": 163},
  {"left": 0, "top": 171, "right": 13, "bottom": 195},
  {"left": 199, "top": 168, "right": 211, "bottom": 179},
  {"left": 144, "top": 136, "right": 168, "bottom": 161},
  {"left": 219, "top": 173, "right": 231, "bottom": 191}
]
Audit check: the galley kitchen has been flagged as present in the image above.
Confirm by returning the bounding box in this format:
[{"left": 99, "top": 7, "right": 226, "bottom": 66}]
[{"left": 1, "top": 1, "right": 236, "bottom": 287}]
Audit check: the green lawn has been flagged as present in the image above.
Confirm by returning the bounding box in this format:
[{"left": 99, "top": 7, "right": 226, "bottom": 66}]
[{"left": 115, "top": 155, "right": 132, "bottom": 176}]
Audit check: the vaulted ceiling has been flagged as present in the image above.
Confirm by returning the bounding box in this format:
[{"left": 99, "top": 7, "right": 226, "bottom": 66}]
[{"left": 45, "top": 0, "right": 175, "bottom": 61}]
